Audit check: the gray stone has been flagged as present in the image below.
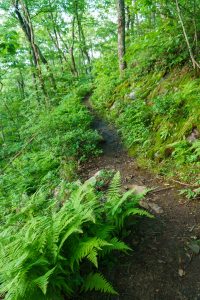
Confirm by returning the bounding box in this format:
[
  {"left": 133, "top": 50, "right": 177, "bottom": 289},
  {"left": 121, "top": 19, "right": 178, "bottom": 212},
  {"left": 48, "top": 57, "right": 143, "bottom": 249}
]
[
  {"left": 127, "top": 184, "right": 147, "bottom": 195},
  {"left": 148, "top": 202, "right": 164, "bottom": 214},
  {"left": 128, "top": 90, "right": 137, "bottom": 100},
  {"left": 110, "top": 102, "right": 117, "bottom": 110},
  {"left": 187, "top": 128, "right": 199, "bottom": 143}
]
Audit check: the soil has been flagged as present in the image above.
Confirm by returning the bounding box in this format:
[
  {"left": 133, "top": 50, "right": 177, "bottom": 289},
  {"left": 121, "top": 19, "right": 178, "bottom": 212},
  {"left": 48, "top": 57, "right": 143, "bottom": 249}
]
[{"left": 78, "top": 100, "right": 200, "bottom": 300}]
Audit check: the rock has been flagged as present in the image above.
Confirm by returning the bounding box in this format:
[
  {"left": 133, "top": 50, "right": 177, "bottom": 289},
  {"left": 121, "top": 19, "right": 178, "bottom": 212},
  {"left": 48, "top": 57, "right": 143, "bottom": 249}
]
[
  {"left": 85, "top": 176, "right": 97, "bottom": 185},
  {"left": 74, "top": 179, "right": 82, "bottom": 186},
  {"left": 187, "top": 128, "right": 199, "bottom": 143},
  {"left": 128, "top": 90, "right": 137, "bottom": 100},
  {"left": 53, "top": 187, "right": 60, "bottom": 198},
  {"left": 110, "top": 102, "right": 117, "bottom": 110},
  {"left": 127, "top": 184, "right": 147, "bottom": 195},
  {"left": 94, "top": 170, "right": 102, "bottom": 177},
  {"left": 148, "top": 202, "right": 164, "bottom": 214},
  {"left": 139, "top": 199, "right": 150, "bottom": 210},
  {"left": 139, "top": 199, "right": 164, "bottom": 214},
  {"left": 85, "top": 170, "right": 104, "bottom": 186},
  {"left": 178, "top": 269, "right": 185, "bottom": 277}
]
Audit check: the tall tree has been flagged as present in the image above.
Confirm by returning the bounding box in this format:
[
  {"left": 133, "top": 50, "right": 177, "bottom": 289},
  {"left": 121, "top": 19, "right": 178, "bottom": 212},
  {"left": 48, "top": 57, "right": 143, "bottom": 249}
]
[{"left": 117, "top": 0, "right": 127, "bottom": 74}]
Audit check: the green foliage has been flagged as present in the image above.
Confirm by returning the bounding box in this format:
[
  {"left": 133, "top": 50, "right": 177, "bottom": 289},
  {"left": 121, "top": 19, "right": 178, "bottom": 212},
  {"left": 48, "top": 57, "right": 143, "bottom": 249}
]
[
  {"left": 0, "top": 92, "right": 100, "bottom": 201},
  {"left": 91, "top": 33, "right": 200, "bottom": 181},
  {"left": 180, "top": 187, "right": 200, "bottom": 200},
  {"left": 0, "top": 172, "right": 149, "bottom": 299},
  {"left": 117, "top": 101, "right": 151, "bottom": 148},
  {"left": 82, "top": 273, "right": 118, "bottom": 295},
  {"left": 126, "top": 23, "right": 188, "bottom": 74}
]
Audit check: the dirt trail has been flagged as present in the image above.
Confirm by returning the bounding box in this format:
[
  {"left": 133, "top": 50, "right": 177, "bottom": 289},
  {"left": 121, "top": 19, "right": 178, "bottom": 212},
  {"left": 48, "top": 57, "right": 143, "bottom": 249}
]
[{"left": 79, "top": 101, "right": 200, "bottom": 300}]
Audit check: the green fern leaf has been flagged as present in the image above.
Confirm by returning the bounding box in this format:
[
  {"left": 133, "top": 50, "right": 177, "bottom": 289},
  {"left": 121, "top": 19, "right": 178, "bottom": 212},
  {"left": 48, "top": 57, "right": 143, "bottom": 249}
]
[
  {"left": 70, "top": 237, "right": 110, "bottom": 269},
  {"left": 101, "top": 237, "right": 132, "bottom": 256},
  {"left": 87, "top": 249, "right": 98, "bottom": 268},
  {"left": 111, "top": 189, "right": 134, "bottom": 216},
  {"left": 107, "top": 171, "right": 121, "bottom": 203},
  {"left": 33, "top": 267, "right": 55, "bottom": 295},
  {"left": 82, "top": 273, "right": 118, "bottom": 295},
  {"left": 117, "top": 207, "right": 153, "bottom": 228}
]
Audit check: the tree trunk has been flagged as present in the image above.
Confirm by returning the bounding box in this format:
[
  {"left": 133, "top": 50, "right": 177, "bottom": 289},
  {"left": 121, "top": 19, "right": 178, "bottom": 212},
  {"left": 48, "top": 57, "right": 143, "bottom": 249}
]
[
  {"left": 13, "top": 0, "right": 56, "bottom": 100},
  {"left": 175, "top": 0, "right": 200, "bottom": 71},
  {"left": 117, "top": 0, "right": 127, "bottom": 74},
  {"left": 126, "top": 6, "right": 131, "bottom": 32},
  {"left": 70, "top": 16, "right": 79, "bottom": 76},
  {"left": 74, "top": 0, "right": 91, "bottom": 73},
  {"left": 14, "top": 0, "right": 48, "bottom": 100}
]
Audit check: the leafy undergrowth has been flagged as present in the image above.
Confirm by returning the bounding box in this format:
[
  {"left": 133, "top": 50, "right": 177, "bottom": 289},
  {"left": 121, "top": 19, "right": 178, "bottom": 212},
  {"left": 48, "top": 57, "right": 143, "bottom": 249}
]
[
  {"left": 0, "top": 89, "right": 100, "bottom": 206},
  {"left": 0, "top": 85, "right": 151, "bottom": 299},
  {"left": 0, "top": 172, "right": 151, "bottom": 299},
  {"left": 91, "top": 28, "right": 200, "bottom": 184}
]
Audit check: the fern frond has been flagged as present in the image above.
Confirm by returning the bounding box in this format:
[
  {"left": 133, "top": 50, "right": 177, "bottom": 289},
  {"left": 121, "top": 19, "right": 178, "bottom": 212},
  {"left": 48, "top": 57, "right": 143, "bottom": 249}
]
[
  {"left": 70, "top": 237, "right": 110, "bottom": 269},
  {"left": 94, "top": 225, "right": 115, "bottom": 240},
  {"left": 87, "top": 249, "right": 98, "bottom": 268},
  {"left": 111, "top": 189, "right": 134, "bottom": 216},
  {"left": 82, "top": 273, "right": 118, "bottom": 295},
  {"left": 107, "top": 171, "right": 121, "bottom": 203},
  {"left": 123, "top": 207, "right": 153, "bottom": 219},
  {"left": 33, "top": 267, "right": 55, "bottom": 295},
  {"left": 101, "top": 237, "right": 132, "bottom": 256},
  {"left": 117, "top": 207, "right": 153, "bottom": 228}
]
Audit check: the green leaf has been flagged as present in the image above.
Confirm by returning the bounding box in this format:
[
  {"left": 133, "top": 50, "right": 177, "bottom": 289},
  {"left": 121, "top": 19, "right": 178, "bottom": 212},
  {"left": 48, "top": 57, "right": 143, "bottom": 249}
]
[{"left": 82, "top": 273, "right": 118, "bottom": 295}]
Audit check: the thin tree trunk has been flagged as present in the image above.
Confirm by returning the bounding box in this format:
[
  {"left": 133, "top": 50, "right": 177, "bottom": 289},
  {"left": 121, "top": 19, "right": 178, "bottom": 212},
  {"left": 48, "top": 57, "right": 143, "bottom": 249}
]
[
  {"left": 70, "top": 16, "right": 79, "bottom": 76},
  {"left": 56, "top": 30, "right": 77, "bottom": 76},
  {"left": 14, "top": 0, "right": 49, "bottom": 100},
  {"left": 74, "top": 0, "right": 91, "bottom": 73},
  {"left": 0, "top": 123, "right": 5, "bottom": 143},
  {"left": 175, "top": 0, "right": 200, "bottom": 70},
  {"left": 126, "top": 6, "right": 131, "bottom": 32},
  {"left": 47, "top": 5, "right": 67, "bottom": 72},
  {"left": 47, "top": 28, "right": 64, "bottom": 64},
  {"left": 14, "top": 0, "right": 57, "bottom": 101},
  {"left": 193, "top": 0, "right": 198, "bottom": 56},
  {"left": 17, "top": 69, "right": 25, "bottom": 99},
  {"left": 29, "top": 50, "right": 40, "bottom": 103},
  {"left": 117, "top": 0, "right": 127, "bottom": 74}
]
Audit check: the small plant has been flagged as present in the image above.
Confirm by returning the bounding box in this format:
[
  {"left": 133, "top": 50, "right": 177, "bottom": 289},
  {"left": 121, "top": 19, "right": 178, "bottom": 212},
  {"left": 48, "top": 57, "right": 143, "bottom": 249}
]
[
  {"left": 180, "top": 187, "right": 200, "bottom": 200},
  {"left": 94, "top": 169, "right": 115, "bottom": 191}
]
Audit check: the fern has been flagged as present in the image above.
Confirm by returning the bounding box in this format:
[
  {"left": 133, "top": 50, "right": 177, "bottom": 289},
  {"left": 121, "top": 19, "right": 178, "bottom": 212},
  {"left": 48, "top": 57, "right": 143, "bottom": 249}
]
[
  {"left": 82, "top": 273, "right": 118, "bottom": 295},
  {"left": 107, "top": 171, "right": 121, "bottom": 204},
  {"left": 111, "top": 189, "right": 135, "bottom": 216},
  {"left": 70, "top": 237, "right": 110, "bottom": 269},
  {"left": 101, "top": 237, "right": 132, "bottom": 256},
  {"left": 33, "top": 267, "right": 55, "bottom": 295},
  {"left": 0, "top": 172, "right": 150, "bottom": 299},
  {"left": 117, "top": 207, "right": 153, "bottom": 229},
  {"left": 87, "top": 249, "right": 98, "bottom": 267}
]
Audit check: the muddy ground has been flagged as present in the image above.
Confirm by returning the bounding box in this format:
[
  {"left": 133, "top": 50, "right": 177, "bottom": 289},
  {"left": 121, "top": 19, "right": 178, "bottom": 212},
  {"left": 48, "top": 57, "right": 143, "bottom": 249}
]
[{"left": 78, "top": 104, "right": 200, "bottom": 300}]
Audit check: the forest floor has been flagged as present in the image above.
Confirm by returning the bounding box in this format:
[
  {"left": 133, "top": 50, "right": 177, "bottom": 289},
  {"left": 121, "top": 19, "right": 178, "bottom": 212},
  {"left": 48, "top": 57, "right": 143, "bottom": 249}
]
[{"left": 78, "top": 99, "right": 200, "bottom": 300}]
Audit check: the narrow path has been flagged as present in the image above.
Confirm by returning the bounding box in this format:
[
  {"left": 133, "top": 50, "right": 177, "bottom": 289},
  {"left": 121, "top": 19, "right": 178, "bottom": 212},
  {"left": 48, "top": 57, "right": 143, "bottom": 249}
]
[{"left": 79, "top": 99, "right": 200, "bottom": 300}]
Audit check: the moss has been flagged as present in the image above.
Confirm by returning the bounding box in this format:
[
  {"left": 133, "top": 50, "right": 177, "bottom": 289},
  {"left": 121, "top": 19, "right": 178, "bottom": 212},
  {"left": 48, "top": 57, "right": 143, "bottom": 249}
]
[{"left": 92, "top": 53, "right": 200, "bottom": 183}]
